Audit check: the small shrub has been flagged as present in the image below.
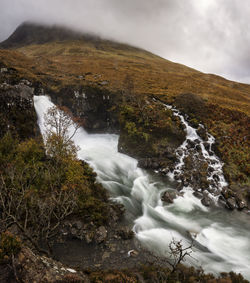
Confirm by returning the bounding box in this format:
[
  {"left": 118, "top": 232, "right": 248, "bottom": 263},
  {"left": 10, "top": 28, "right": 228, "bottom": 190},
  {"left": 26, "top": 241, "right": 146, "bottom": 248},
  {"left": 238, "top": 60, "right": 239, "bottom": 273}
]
[{"left": 0, "top": 231, "right": 21, "bottom": 264}]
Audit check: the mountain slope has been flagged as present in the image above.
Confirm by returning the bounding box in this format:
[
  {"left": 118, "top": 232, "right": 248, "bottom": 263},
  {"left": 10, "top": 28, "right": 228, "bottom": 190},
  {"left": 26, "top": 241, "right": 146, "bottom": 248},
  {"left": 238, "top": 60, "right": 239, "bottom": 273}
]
[
  {"left": 1, "top": 24, "right": 249, "bottom": 114},
  {"left": 0, "top": 23, "right": 249, "bottom": 186}
]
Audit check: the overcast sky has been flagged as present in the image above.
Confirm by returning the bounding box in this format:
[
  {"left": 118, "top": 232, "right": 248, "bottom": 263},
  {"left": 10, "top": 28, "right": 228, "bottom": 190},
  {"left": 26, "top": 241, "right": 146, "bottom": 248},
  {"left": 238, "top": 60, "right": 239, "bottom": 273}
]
[{"left": 0, "top": 0, "right": 250, "bottom": 83}]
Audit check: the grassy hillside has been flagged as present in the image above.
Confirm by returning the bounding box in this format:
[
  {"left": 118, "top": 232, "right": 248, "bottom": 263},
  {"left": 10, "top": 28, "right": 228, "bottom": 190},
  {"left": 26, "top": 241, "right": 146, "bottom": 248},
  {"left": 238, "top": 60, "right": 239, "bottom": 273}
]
[
  {"left": 0, "top": 27, "right": 249, "bottom": 186},
  {"left": 1, "top": 40, "right": 249, "bottom": 113}
]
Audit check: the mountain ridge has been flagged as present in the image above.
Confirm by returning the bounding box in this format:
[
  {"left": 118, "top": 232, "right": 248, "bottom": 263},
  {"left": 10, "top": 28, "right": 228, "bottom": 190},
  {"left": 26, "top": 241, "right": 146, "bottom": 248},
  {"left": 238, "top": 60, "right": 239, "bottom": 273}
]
[
  {"left": 0, "top": 22, "right": 101, "bottom": 48},
  {"left": 0, "top": 22, "right": 150, "bottom": 55}
]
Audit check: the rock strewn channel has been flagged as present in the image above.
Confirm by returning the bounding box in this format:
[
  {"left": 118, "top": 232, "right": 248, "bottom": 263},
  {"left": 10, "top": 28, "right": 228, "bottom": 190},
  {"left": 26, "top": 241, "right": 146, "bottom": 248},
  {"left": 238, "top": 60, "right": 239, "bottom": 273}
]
[{"left": 157, "top": 101, "right": 249, "bottom": 211}]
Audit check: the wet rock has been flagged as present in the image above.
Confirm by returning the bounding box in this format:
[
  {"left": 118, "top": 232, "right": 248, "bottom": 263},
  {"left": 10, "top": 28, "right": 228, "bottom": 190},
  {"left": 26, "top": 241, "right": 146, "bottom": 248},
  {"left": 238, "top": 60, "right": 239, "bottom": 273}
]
[
  {"left": 95, "top": 226, "right": 108, "bottom": 243},
  {"left": 176, "top": 182, "right": 183, "bottom": 191},
  {"left": 197, "top": 126, "right": 208, "bottom": 141},
  {"left": 233, "top": 194, "right": 248, "bottom": 210},
  {"left": 212, "top": 174, "right": 220, "bottom": 182},
  {"left": 200, "top": 176, "right": 210, "bottom": 190},
  {"left": 117, "top": 226, "right": 134, "bottom": 240},
  {"left": 160, "top": 167, "right": 169, "bottom": 175},
  {"left": 152, "top": 161, "right": 160, "bottom": 169},
  {"left": 176, "top": 149, "right": 183, "bottom": 156},
  {"left": 174, "top": 174, "right": 180, "bottom": 181},
  {"left": 183, "top": 180, "right": 189, "bottom": 187},
  {"left": 183, "top": 156, "right": 193, "bottom": 170},
  {"left": 193, "top": 191, "right": 203, "bottom": 199},
  {"left": 218, "top": 195, "right": 226, "bottom": 205},
  {"left": 181, "top": 174, "right": 190, "bottom": 185},
  {"left": 208, "top": 166, "right": 214, "bottom": 173},
  {"left": 138, "top": 158, "right": 160, "bottom": 169},
  {"left": 186, "top": 139, "right": 196, "bottom": 149},
  {"left": 195, "top": 144, "right": 202, "bottom": 151},
  {"left": 201, "top": 195, "right": 211, "bottom": 207},
  {"left": 228, "top": 185, "right": 250, "bottom": 210},
  {"left": 204, "top": 142, "right": 210, "bottom": 151},
  {"left": 221, "top": 188, "right": 236, "bottom": 200},
  {"left": 161, "top": 191, "right": 179, "bottom": 204},
  {"left": 226, "top": 198, "right": 237, "bottom": 210},
  {"left": 161, "top": 191, "right": 174, "bottom": 203},
  {"left": 237, "top": 199, "right": 248, "bottom": 210},
  {"left": 209, "top": 180, "right": 217, "bottom": 188}
]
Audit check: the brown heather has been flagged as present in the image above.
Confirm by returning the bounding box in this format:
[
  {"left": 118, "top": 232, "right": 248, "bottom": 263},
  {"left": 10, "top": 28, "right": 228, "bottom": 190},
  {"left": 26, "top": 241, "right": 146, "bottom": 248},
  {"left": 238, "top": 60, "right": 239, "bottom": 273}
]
[{"left": 0, "top": 38, "right": 249, "bottom": 185}]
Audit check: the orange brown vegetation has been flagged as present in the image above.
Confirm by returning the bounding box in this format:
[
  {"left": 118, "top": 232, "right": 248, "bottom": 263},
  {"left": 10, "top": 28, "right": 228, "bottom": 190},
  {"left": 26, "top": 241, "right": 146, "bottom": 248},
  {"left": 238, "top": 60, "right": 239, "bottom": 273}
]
[{"left": 0, "top": 38, "right": 249, "bottom": 185}]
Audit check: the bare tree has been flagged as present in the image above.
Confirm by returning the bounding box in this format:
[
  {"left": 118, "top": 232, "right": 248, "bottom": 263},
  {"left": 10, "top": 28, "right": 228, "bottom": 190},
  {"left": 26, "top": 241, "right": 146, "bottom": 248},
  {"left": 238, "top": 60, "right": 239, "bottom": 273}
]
[
  {"left": 166, "top": 238, "right": 194, "bottom": 273},
  {"left": 0, "top": 106, "right": 83, "bottom": 255},
  {"left": 44, "top": 106, "right": 80, "bottom": 160},
  {"left": 44, "top": 106, "right": 80, "bottom": 144},
  {"left": 145, "top": 238, "right": 194, "bottom": 274}
]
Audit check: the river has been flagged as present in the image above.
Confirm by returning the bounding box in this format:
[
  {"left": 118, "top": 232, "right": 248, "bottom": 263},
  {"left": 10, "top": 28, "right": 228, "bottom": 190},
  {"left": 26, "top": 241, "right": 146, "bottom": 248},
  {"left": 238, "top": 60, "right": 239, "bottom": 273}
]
[{"left": 34, "top": 95, "right": 250, "bottom": 279}]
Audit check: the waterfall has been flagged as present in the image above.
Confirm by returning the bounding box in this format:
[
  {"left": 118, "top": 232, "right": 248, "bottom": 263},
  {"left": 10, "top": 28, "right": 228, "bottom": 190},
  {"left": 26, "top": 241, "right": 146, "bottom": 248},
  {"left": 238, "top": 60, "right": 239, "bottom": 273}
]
[
  {"left": 34, "top": 95, "right": 250, "bottom": 279},
  {"left": 162, "top": 103, "right": 227, "bottom": 201}
]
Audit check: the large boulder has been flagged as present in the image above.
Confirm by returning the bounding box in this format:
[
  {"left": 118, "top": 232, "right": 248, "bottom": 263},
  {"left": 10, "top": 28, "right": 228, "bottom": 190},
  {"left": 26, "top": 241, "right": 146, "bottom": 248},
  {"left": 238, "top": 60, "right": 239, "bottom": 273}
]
[
  {"left": 161, "top": 191, "right": 181, "bottom": 204},
  {"left": 226, "top": 198, "right": 237, "bottom": 210},
  {"left": 201, "top": 195, "right": 212, "bottom": 207}
]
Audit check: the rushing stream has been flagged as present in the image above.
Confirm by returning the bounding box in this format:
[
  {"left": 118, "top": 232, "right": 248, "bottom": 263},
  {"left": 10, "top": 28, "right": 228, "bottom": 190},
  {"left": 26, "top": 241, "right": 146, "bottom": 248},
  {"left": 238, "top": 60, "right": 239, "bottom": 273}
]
[
  {"left": 163, "top": 103, "right": 228, "bottom": 193},
  {"left": 34, "top": 95, "right": 250, "bottom": 279}
]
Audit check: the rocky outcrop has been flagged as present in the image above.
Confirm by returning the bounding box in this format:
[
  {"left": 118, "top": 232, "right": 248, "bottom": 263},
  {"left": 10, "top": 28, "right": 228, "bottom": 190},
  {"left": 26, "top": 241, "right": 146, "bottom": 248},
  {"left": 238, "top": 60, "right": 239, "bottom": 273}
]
[
  {"left": 118, "top": 99, "right": 186, "bottom": 168},
  {"left": 0, "top": 78, "right": 38, "bottom": 139},
  {"left": 138, "top": 157, "right": 174, "bottom": 172},
  {"left": 50, "top": 85, "right": 120, "bottom": 133},
  {"left": 2, "top": 246, "right": 89, "bottom": 283},
  {"left": 220, "top": 186, "right": 249, "bottom": 211}
]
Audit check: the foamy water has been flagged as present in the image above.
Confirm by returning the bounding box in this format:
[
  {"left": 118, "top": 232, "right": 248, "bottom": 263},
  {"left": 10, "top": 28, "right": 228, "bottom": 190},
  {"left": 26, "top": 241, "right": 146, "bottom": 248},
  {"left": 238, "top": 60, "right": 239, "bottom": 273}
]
[{"left": 34, "top": 95, "right": 250, "bottom": 279}]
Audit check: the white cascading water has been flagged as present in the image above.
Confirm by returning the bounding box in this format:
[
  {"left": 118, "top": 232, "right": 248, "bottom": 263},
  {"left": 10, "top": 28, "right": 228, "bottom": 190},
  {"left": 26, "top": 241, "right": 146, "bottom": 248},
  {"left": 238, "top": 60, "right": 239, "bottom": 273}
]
[
  {"left": 34, "top": 95, "right": 250, "bottom": 279},
  {"left": 164, "top": 104, "right": 227, "bottom": 200}
]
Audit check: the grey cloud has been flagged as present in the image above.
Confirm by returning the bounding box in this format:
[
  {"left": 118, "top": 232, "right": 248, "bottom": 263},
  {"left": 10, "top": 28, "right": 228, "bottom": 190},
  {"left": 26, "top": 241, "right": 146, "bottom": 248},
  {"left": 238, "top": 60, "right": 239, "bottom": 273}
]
[{"left": 0, "top": 0, "right": 250, "bottom": 83}]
